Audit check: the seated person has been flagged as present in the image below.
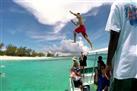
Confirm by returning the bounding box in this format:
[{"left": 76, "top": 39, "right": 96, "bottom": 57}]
[
  {"left": 70, "top": 68, "right": 82, "bottom": 88},
  {"left": 71, "top": 56, "right": 80, "bottom": 69},
  {"left": 70, "top": 57, "right": 83, "bottom": 89}
]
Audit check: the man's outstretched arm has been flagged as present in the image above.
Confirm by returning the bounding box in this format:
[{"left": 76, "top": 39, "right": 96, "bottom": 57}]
[
  {"left": 71, "top": 20, "right": 78, "bottom": 26},
  {"left": 107, "top": 30, "right": 120, "bottom": 67},
  {"left": 69, "top": 11, "right": 78, "bottom": 17}
]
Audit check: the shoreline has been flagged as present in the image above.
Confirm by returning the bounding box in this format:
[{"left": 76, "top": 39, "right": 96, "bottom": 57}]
[{"left": 0, "top": 56, "right": 53, "bottom": 61}]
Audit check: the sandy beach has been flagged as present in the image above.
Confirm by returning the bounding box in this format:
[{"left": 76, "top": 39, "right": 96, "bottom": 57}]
[{"left": 0, "top": 56, "right": 53, "bottom": 61}]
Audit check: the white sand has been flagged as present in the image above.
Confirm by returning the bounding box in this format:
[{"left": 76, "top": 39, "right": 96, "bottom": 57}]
[{"left": 0, "top": 56, "right": 53, "bottom": 61}]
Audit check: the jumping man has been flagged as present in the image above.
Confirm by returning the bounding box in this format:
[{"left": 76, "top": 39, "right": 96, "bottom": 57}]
[{"left": 69, "top": 11, "right": 93, "bottom": 48}]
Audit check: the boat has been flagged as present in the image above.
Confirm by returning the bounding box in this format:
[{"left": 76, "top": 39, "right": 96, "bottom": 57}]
[{"left": 69, "top": 48, "right": 108, "bottom": 91}]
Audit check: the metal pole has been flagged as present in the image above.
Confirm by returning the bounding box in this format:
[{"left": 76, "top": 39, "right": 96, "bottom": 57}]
[{"left": 91, "top": 52, "right": 97, "bottom": 83}]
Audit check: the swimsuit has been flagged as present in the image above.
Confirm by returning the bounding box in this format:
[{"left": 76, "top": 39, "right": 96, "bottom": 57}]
[{"left": 74, "top": 25, "right": 87, "bottom": 37}]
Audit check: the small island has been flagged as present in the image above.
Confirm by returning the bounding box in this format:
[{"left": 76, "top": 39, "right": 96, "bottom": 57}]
[{"left": 0, "top": 43, "right": 59, "bottom": 61}]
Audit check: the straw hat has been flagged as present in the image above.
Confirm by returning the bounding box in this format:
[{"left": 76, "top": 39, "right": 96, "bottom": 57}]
[{"left": 72, "top": 56, "right": 77, "bottom": 61}]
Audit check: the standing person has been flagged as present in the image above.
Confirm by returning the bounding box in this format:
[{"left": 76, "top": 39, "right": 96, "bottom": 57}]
[
  {"left": 69, "top": 10, "right": 93, "bottom": 48},
  {"left": 79, "top": 52, "right": 87, "bottom": 69},
  {"left": 97, "top": 56, "right": 106, "bottom": 75},
  {"left": 95, "top": 56, "right": 106, "bottom": 82},
  {"left": 79, "top": 52, "right": 87, "bottom": 77},
  {"left": 105, "top": 0, "right": 137, "bottom": 91},
  {"left": 83, "top": 53, "right": 87, "bottom": 68},
  {"left": 79, "top": 52, "right": 84, "bottom": 69},
  {"left": 94, "top": 56, "right": 110, "bottom": 91},
  {"left": 97, "top": 65, "right": 110, "bottom": 91}
]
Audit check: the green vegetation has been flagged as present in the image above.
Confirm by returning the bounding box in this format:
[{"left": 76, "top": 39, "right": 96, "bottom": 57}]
[
  {"left": 46, "top": 52, "right": 54, "bottom": 57},
  {"left": 0, "top": 43, "right": 45, "bottom": 57}
]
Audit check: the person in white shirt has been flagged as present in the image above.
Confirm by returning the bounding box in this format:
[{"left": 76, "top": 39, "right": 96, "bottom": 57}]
[{"left": 105, "top": 0, "right": 137, "bottom": 91}]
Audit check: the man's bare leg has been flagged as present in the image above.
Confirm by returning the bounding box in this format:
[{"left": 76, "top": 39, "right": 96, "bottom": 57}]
[
  {"left": 83, "top": 35, "right": 93, "bottom": 48},
  {"left": 73, "top": 31, "right": 77, "bottom": 43}
]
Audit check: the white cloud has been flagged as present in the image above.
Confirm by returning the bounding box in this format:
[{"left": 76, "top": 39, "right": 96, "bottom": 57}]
[
  {"left": 31, "top": 34, "right": 66, "bottom": 41},
  {"left": 53, "top": 22, "right": 66, "bottom": 33},
  {"left": 13, "top": 0, "right": 106, "bottom": 33},
  {"left": 45, "top": 38, "right": 90, "bottom": 54},
  {"left": 28, "top": 31, "right": 66, "bottom": 41}
]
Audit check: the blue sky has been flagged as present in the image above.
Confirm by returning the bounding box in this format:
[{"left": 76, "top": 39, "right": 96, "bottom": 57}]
[{"left": 0, "top": 0, "right": 113, "bottom": 53}]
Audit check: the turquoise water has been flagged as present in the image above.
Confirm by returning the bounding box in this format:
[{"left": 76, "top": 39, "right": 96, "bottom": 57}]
[{"left": 0, "top": 54, "right": 107, "bottom": 91}]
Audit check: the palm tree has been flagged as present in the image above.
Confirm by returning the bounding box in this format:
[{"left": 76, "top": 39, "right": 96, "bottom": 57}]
[
  {"left": 6, "top": 44, "right": 17, "bottom": 56},
  {"left": 16, "top": 47, "right": 27, "bottom": 56},
  {"left": 37, "top": 52, "right": 45, "bottom": 57},
  {"left": 32, "top": 50, "right": 37, "bottom": 57},
  {"left": 26, "top": 48, "right": 32, "bottom": 56},
  {"left": 0, "top": 43, "right": 4, "bottom": 49},
  {"left": 0, "top": 43, "right": 5, "bottom": 55}
]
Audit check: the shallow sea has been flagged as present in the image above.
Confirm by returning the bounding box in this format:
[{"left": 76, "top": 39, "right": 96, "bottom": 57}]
[{"left": 0, "top": 54, "right": 107, "bottom": 91}]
